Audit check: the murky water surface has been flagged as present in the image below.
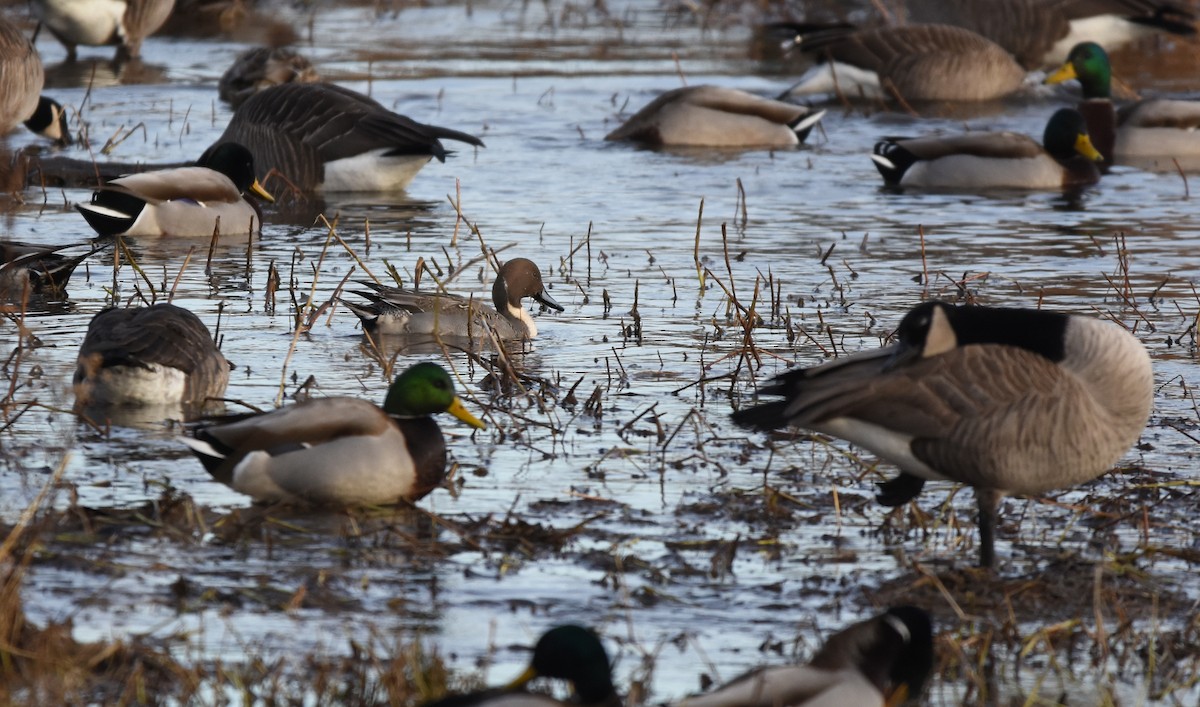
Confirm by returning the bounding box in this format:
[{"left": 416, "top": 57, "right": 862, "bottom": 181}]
[{"left": 3, "top": 1, "right": 1200, "bottom": 703}]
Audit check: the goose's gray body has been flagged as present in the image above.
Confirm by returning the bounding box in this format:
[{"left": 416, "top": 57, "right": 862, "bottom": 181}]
[{"left": 734, "top": 302, "right": 1153, "bottom": 567}]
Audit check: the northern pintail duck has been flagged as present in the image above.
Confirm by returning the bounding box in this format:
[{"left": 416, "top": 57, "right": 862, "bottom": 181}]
[
  {"left": 0, "top": 240, "right": 98, "bottom": 300},
  {"left": 218, "top": 46, "right": 320, "bottom": 109},
  {"left": 605, "top": 85, "right": 825, "bottom": 148},
  {"left": 31, "top": 0, "right": 176, "bottom": 62},
  {"left": 677, "top": 607, "right": 933, "bottom": 707},
  {"left": 76, "top": 142, "right": 275, "bottom": 238},
  {"left": 780, "top": 23, "right": 1027, "bottom": 103},
  {"left": 424, "top": 625, "right": 620, "bottom": 707},
  {"left": 181, "top": 362, "right": 485, "bottom": 506},
  {"left": 0, "top": 17, "right": 70, "bottom": 144},
  {"left": 733, "top": 301, "right": 1154, "bottom": 567},
  {"left": 73, "top": 302, "right": 230, "bottom": 408},
  {"left": 208, "top": 82, "right": 485, "bottom": 192},
  {"left": 1047, "top": 41, "right": 1200, "bottom": 171},
  {"left": 343, "top": 258, "right": 563, "bottom": 341},
  {"left": 906, "top": 0, "right": 1195, "bottom": 69},
  {"left": 870, "top": 108, "right": 1103, "bottom": 190}
]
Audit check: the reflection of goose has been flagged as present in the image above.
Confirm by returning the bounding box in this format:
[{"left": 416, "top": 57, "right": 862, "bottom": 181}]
[
  {"left": 208, "top": 82, "right": 485, "bottom": 192},
  {"left": 343, "top": 258, "right": 563, "bottom": 340},
  {"left": 781, "top": 23, "right": 1027, "bottom": 103},
  {"left": 605, "top": 85, "right": 825, "bottom": 148},
  {"left": 906, "top": 0, "right": 1196, "bottom": 69},
  {"left": 73, "top": 302, "right": 230, "bottom": 408},
  {"left": 0, "top": 17, "right": 70, "bottom": 144},
  {"left": 76, "top": 142, "right": 274, "bottom": 237},
  {"left": 677, "top": 607, "right": 934, "bottom": 707},
  {"left": 218, "top": 46, "right": 320, "bottom": 108},
  {"left": 31, "top": 0, "right": 176, "bottom": 61},
  {"left": 1047, "top": 41, "right": 1200, "bottom": 170},
  {"left": 181, "top": 363, "right": 485, "bottom": 506},
  {"left": 425, "top": 625, "right": 620, "bottom": 707},
  {"left": 870, "top": 108, "right": 1103, "bottom": 190},
  {"left": 734, "top": 301, "right": 1154, "bottom": 568}
]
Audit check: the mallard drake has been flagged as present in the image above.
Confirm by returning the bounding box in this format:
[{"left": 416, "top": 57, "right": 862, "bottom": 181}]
[
  {"left": 0, "top": 240, "right": 99, "bottom": 300},
  {"left": 677, "top": 607, "right": 933, "bottom": 707},
  {"left": 780, "top": 23, "right": 1027, "bottom": 103},
  {"left": 73, "top": 302, "right": 230, "bottom": 408},
  {"left": 604, "top": 85, "right": 826, "bottom": 148},
  {"left": 343, "top": 258, "right": 564, "bottom": 341},
  {"left": 31, "top": 0, "right": 176, "bottom": 62},
  {"left": 207, "top": 82, "right": 485, "bottom": 192},
  {"left": 870, "top": 108, "right": 1103, "bottom": 190},
  {"left": 1046, "top": 41, "right": 1200, "bottom": 170},
  {"left": 0, "top": 18, "right": 70, "bottom": 144},
  {"left": 218, "top": 46, "right": 320, "bottom": 109},
  {"left": 733, "top": 301, "right": 1153, "bottom": 568},
  {"left": 907, "top": 0, "right": 1195, "bottom": 69},
  {"left": 75, "top": 142, "right": 275, "bottom": 238},
  {"left": 180, "top": 362, "right": 485, "bottom": 506},
  {"left": 424, "top": 625, "right": 620, "bottom": 707}
]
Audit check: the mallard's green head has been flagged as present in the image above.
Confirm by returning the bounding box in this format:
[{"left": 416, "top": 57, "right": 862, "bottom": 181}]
[
  {"left": 1046, "top": 41, "right": 1111, "bottom": 99},
  {"left": 1043, "top": 108, "right": 1103, "bottom": 162},
  {"left": 383, "top": 362, "right": 485, "bottom": 429},
  {"left": 508, "top": 625, "right": 616, "bottom": 705},
  {"left": 197, "top": 142, "right": 275, "bottom": 203}
]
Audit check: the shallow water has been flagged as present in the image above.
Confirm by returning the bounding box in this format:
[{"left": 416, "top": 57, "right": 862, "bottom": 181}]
[{"left": 3, "top": 0, "right": 1200, "bottom": 703}]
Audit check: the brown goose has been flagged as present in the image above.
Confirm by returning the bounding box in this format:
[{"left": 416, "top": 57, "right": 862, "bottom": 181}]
[
  {"left": 0, "top": 17, "right": 70, "bottom": 144},
  {"left": 31, "top": 0, "right": 176, "bottom": 61},
  {"left": 73, "top": 302, "right": 230, "bottom": 408},
  {"left": 733, "top": 301, "right": 1154, "bottom": 567}
]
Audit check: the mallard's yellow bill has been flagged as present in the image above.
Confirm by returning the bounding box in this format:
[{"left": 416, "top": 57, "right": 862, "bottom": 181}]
[
  {"left": 505, "top": 665, "right": 537, "bottom": 690},
  {"left": 1075, "top": 133, "right": 1103, "bottom": 162},
  {"left": 1045, "top": 63, "right": 1077, "bottom": 85},
  {"left": 448, "top": 397, "right": 486, "bottom": 429},
  {"left": 250, "top": 179, "right": 275, "bottom": 203},
  {"left": 884, "top": 683, "right": 910, "bottom": 707}
]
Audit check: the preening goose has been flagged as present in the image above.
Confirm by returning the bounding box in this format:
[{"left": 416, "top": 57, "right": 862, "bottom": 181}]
[
  {"left": 1046, "top": 41, "right": 1200, "bottom": 170},
  {"left": 870, "top": 108, "right": 1103, "bottom": 190},
  {"left": 733, "top": 301, "right": 1154, "bottom": 567},
  {"left": 76, "top": 142, "right": 275, "bottom": 238},
  {"left": 677, "top": 607, "right": 934, "bottom": 707},
  {"left": 73, "top": 302, "right": 230, "bottom": 408},
  {"left": 343, "top": 258, "right": 563, "bottom": 341},
  {"left": 207, "top": 82, "right": 485, "bottom": 192},
  {"left": 181, "top": 362, "right": 485, "bottom": 507},
  {"left": 31, "top": 0, "right": 176, "bottom": 62},
  {"left": 906, "top": 0, "right": 1196, "bottom": 69},
  {"left": 423, "top": 625, "right": 620, "bottom": 707},
  {"left": 605, "top": 85, "right": 825, "bottom": 148},
  {"left": 780, "top": 23, "right": 1028, "bottom": 103},
  {"left": 218, "top": 46, "right": 320, "bottom": 109}
]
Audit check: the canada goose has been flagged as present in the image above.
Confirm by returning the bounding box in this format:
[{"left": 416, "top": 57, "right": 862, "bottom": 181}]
[
  {"left": 677, "top": 607, "right": 934, "bottom": 707},
  {"left": 732, "top": 301, "right": 1154, "bottom": 568},
  {"left": 218, "top": 46, "right": 320, "bottom": 109},
  {"left": 781, "top": 23, "right": 1028, "bottom": 103},
  {"left": 180, "top": 362, "right": 485, "bottom": 506},
  {"left": 0, "top": 17, "right": 71, "bottom": 144},
  {"left": 73, "top": 302, "right": 230, "bottom": 408},
  {"left": 906, "top": 0, "right": 1196, "bottom": 69},
  {"left": 424, "top": 625, "right": 620, "bottom": 707},
  {"left": 1046, "top": 41, "right": 1200, "bottom": 170},
  {"left": 31, "top": 0, "right": 176, "bottom": 62},
  {"left": 343, "top": 258, "right": 564, "bottom": 341},
  {"left": 207, "top": 82, "right": 485, "bottom": 192},
  {"left": 0, "top": 240, "right": 100, "bottom": 300},
  {"left": 76, "top": 142, "right": 275, "bottom": 238},
  {"left": 870, "top": 108, "right": 1103, "bottom": 190},
  {"left": 604, "top": 85, "right": 826, "bottom": 148}
]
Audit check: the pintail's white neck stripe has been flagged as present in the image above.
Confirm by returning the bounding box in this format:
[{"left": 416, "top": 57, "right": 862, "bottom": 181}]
[{"left": 883, "top": 614, "right": 911, "bottom": 644}]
